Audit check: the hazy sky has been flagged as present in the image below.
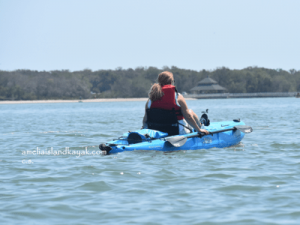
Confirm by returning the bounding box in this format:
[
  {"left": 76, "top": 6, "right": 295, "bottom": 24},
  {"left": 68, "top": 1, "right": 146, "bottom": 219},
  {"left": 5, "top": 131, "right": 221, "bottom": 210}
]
[{"left": 0, "top": 0, "right": 299, "bottom": 71}]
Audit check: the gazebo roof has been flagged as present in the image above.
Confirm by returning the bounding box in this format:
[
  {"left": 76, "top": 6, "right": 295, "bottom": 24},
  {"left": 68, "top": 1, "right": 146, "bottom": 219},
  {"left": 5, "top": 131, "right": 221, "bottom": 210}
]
[
  {"left": 190, "top": 77, "right": 227, "bottom": 92},
  {"left": 197, "top": 77, "right": 218, "bottom": 85},
  {"left": 190, "top": 84, "right": 227, "bottom": 92}
]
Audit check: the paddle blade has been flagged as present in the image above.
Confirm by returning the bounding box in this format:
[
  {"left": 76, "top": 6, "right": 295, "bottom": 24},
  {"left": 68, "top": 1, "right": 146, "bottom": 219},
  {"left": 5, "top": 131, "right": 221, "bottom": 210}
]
[
  {"left": 234, "top": 125, "right": 253, "bottom": 133},
  {"left": 165, "top": 136, "right": 187, "bottom": 147}
]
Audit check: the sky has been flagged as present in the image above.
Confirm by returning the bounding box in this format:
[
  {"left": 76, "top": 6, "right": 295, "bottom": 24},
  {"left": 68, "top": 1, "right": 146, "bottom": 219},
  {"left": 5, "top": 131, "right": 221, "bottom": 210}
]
[{"left": 0, "top": 0, "right": 299, "bottom": 72}]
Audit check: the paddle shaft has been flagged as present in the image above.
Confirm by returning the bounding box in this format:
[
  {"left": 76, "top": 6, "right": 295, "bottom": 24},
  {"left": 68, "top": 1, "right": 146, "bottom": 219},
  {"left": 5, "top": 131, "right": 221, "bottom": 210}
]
[
  {"left": 188, "top": 127, "right": 236, "bottom": 139},
  {"left": 165, "top": 126, "right": 240, "bottom": 147}
]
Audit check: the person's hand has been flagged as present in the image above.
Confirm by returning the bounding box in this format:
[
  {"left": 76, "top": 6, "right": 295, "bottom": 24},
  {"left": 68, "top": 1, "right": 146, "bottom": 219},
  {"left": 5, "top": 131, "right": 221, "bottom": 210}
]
[{"left": 199, "top": 129, "right": 209, "bottom": 135}]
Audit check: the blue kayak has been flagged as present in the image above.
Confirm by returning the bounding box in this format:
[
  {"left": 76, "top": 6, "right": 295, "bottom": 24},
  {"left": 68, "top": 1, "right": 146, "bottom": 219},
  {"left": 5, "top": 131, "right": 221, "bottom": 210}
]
[{"left": 100, "top": 120, "right": 250, "bottom": 154}]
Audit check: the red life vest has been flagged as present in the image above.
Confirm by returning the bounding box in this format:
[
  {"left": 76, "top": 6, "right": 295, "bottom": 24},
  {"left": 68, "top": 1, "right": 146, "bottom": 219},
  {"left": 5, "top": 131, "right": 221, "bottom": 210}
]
[{"left": 150, "top": 85, "right": 184, "bottom": 120}]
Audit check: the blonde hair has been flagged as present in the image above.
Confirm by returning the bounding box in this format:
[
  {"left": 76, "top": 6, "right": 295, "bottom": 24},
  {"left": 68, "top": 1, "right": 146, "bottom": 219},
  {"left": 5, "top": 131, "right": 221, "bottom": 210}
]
[{"left": 149, "top": 71, "right": 173, "bottom": 102}]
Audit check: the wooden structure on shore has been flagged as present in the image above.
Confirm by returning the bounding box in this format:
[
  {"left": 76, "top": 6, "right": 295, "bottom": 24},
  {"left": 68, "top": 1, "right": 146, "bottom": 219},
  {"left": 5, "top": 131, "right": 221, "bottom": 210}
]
[{"left": 190, "top": 77, "right": 227, "bottom": 94}]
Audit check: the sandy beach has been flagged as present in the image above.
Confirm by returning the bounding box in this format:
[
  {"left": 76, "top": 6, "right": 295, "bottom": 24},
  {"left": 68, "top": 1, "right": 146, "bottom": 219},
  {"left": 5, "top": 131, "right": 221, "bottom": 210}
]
[{"left": 0, "top": 97, "right": 196, "bottom": 104}]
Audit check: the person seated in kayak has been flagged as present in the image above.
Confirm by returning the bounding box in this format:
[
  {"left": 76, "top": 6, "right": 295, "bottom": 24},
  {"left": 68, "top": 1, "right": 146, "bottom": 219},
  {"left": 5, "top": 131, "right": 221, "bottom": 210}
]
[{"left": 142, "top": 71, "right": 209, "bottom": 135}]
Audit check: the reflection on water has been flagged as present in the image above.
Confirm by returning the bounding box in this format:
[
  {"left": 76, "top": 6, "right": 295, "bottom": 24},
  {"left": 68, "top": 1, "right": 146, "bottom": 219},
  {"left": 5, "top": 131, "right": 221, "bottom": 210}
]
[{"left": 1, "top": 98, "right": 300, "bottom": 224}]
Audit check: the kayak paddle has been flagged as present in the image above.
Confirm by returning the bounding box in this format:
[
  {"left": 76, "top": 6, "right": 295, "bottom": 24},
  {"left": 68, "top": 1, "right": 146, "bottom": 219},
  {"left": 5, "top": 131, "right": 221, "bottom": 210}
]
[{"left": 165, "top": 125, "right": 253, "bottom": 147}]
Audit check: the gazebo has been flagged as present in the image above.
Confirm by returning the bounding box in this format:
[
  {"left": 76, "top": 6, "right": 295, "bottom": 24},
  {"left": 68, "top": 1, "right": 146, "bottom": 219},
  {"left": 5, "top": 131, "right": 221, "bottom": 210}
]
[{"left": 190, "top": 77, "right": 227, "bottom": 94}]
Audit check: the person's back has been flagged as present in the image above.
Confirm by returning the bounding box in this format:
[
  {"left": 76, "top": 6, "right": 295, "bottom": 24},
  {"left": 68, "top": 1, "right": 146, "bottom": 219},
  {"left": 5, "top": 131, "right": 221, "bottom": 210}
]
[{"left": 146, "top": 84, "right": 183, "bottom": 135}]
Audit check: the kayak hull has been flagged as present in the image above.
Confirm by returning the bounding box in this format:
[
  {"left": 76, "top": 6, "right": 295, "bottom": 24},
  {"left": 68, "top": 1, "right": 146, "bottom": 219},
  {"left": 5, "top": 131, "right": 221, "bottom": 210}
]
[{"left": 104, "top": 120, "right": 245, "bottom": 154}]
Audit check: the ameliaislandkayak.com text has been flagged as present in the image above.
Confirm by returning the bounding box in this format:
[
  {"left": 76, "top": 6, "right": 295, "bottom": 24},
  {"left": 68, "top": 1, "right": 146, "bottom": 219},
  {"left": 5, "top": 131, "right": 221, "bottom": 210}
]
[{"left": 22, "top": 147, "right": 103, "bottom": 157}]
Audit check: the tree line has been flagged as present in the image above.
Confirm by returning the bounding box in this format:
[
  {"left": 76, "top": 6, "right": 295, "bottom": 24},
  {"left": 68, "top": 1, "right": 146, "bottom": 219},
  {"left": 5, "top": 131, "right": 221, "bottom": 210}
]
[{"left": 0, "top": 66, "right": 299, "bottom": 100}]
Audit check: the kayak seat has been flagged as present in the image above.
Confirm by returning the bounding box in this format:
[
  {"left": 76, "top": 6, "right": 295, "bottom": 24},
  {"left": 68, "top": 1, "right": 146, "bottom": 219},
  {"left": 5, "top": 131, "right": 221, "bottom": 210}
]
[{"left": 146, "top": 108, "right": 179, "bottom": 136}]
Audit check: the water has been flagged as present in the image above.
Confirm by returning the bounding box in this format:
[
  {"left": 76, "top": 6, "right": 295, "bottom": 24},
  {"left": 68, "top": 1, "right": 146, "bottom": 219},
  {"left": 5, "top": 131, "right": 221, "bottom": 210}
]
[{"left": 1, "top": 98, "right": 300, "bottom": 224}]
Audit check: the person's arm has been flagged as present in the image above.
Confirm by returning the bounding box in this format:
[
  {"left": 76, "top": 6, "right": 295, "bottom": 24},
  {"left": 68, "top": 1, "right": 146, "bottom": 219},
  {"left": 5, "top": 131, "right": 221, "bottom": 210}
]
[
  {"left": 142, "top": 99, "right": 149, "bottom": 128},
  {"left": 177, "top": 95, "right": 209, "bottom": 134}
]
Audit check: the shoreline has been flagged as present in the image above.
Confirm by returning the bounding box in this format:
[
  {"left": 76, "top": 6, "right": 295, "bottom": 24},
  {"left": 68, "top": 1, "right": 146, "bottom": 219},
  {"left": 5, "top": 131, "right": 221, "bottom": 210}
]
[{"left": 0, "top": 98, "right": 197, "bottom": 104}]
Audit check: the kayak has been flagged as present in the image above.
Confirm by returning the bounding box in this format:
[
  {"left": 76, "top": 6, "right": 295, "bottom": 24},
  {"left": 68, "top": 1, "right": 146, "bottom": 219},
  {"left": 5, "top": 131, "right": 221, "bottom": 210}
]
[{"left": 99, "top": 120, "right": 251, "bottom": 154}]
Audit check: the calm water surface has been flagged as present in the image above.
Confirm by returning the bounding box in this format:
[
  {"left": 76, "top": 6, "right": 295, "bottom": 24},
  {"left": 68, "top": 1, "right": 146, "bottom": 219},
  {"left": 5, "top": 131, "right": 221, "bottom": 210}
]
[{"left": 1, "top": 98, "right": 300, "bottom": 224}]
